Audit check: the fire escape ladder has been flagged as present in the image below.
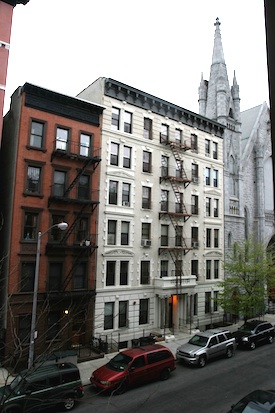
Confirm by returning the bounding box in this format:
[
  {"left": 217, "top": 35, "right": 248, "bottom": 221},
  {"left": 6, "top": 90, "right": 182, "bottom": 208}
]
[
  {"left": 59, "top": 203, "right": 91, "bottom": 244},
  {"left": 168, "top": 248, "right": 184, "bottom": 294},
  {"left": 170, "top": 142, "right": 190, "bottom": 188},
  {"left": 63, "top": 158, "right": 95, "bottom": 198},
  {"left": 62, "top": 248, "right": 90, "bottom": 291},
  {"left": 169, "top": 179, "right": 190, "bottom": 221}
]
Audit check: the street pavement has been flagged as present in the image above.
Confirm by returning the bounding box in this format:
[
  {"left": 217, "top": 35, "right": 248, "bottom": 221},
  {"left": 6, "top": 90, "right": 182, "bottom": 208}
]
[{"left": 0, "top": 314, "right": 275, "bottom": 387}]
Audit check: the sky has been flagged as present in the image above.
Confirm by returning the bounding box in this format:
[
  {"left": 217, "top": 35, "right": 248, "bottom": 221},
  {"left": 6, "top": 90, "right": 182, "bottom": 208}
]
[{"left": 4, "top": 0, "right": 269, "bottom": 116}]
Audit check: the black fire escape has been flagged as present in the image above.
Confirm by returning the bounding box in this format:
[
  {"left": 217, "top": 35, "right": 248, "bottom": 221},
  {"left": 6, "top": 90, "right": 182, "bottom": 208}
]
[
  {"left": 47, "top": 141, "right": 101, "bottom": 292},
  {"left": 159, "top": 133, "right": 192, "bottom": 293}
]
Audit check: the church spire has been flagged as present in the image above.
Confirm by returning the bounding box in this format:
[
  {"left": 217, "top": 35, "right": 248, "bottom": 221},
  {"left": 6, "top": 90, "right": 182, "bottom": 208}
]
[{"left": 212, "top": 18, "right": 225, "bottom": 65}]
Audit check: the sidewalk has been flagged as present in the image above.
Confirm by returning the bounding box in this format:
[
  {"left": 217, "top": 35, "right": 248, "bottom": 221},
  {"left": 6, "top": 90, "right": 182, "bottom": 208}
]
[{"left": 1, "top": 314, "right": 275, "bottom": 387}]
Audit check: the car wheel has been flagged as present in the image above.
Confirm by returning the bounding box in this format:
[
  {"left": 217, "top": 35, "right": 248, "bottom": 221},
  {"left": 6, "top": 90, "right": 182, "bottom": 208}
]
[
  {"left": 226, "top": 346, "right": 233, "bottom": 358},
  {"left": 114, "top": 381, "right": 128, "bottom": 395},
  {"left": 268, "top": 335, "right": 274, "bottom": 344},
  {"left": 198, "top": 355, "right": 206, "bottom": 368},
  {"left": 160, "top": 368, "right": 170, "bottom": 381},
  {"left": 250, "top": 341, "right": 256, "bottom": 350},
  {"left": 63, "top": 396, "right": 75, "bottom": 411}
]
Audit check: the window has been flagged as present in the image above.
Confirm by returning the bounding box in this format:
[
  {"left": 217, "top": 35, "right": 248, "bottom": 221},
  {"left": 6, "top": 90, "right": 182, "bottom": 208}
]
[
  {"left": 214, "top": 260, "right": 219, "bottom": 279},
  {"left": 123, "top": 146, "right": 131, "bottom": 168},
  {"left": 106, "top": 261, "right": 116, "bottom": 286},
  {"left": 120, "top": 261, "right": 129, "bottom": 285},
  {"left": 175, "top": 192, "right": 183, "bottom": 213},
  {"left": 139, "top": 299, "right": 149, "bottom": 324},
  {"left": 111, "top": 107, "right": 120, "bottom": 130},
  {"left": 21, "top": 262, "right": 35, "bottom": 292},
  {"left": 175, "top": 260, "right": 182, "bottom": 277},
  {"left": 206, "top": 197, "right": 211, "bottom": 217},
  {"left": 121, "top": 221, "right": 130, "bottom": 245},
  {"left": 80, "top": 133, "right": 91, "bottom": 157},
  {"left": 206, "top": 260, "right": 211, "bottom": 279},
  {"left": 56, "top": 127, "right": 69, "bottom": 151},
  {"left": 192, "top": 163, "right": 199, "bottom": 183},
  {"left": 107, "top": 220, "right": 117, "bottom": 245},
  {"left": 142, "top": 186, "right": 151, "bottom": 209},
  {"left": 144, "top": 118, "right": 152, "bottom": 140},
  {"left": 191, "top": 227, "right": 198, "bottom": 247},
  {"left": 175, "top": 129, "right": 182, "bottom": 144},
  {"left": 76, "top": 217, "right": 89, "bottom": 243},
  {"left": 160, "top": 124, "right": 169, "bottom": 142},
  {"left": 175, "top": 226, "right": 183, "bottom": 247},
  {"left": 214, "top": 291, "right": 218, "bottom": 311},
  {"left": 23, "top": 211, "right": 38, "bottom": 240},
  {"left": 205, "top": 167, "right": 210, "bottom": 185},
  {"left": 18, "top": 315, "right": 31, "bottom": 343},
  {"left": 78, "top": 174, "right": 89, "bottom": 199},
  {"left": 74, "top": 262, "right": 86, "bottom": 289},
  {"left": 161, "top": 190, "right": 169, "bottom": 212},
  {"left": 122, "top": 182, "right": 130, "bottom": 206},
  {"left": 53, "top": 170, "right": 66, "bottom": 197},
  {"left": 160, "top": 260, "right": 168, "bottom": 278},
  {"left": 119, "top": 301, "right": 128, "bottom": 328},
  {"left": 27, "top": 166, "right": 41, "bottom": 194},
  {"left": 205, "top": 139, "right": 210, "bottom": 156},
  {"left": 205, "top": 292, "right": 211, "bottom": 313},
  {"left": 124, "top": 111, "right": 132, "bottom": 133},
  {"left": 141, "top": 223, "right": 151, "bottom": 241},
  {"left": 176, "top": 160, "right": 183, "bottom": 178},
  {"left": 161, "top": 157, "right": 169, "bottom": 179},
  {"left": 191, "top": 134, "right": 198, "bottom": 152},
  {"left": 143, "top": 151, "right": 152, "bottom": 173},
  {"left": 141, "top": 261, "right": 150, "bottom": 284},
  {"left": 48, "top": 263, "right": 62, "bottom": 291},
  {"left": 109, "top": 180, "right": 118, "bottom": 205},
  {"left": 191, "top": 260, "right": 199, "bottom": 280},
  {"left": 191, "top": 195, "right": 199, "bottom": 215},
  {"left": 104, "top": 302, "right": 114, "bottom": 330},
  {"left": 46, "top": 312, "right": 60, "bottom": 341},
  {"left": 110, "top": 142, "right": 119, "bottom": 165},
  {"left": 214, "top": 229, "right": 219, "bottom": 248},
  {"left": 213, "top": 169, "right": 218, "bottom": 187},
  {"left": 30, "top": 120, "right": 44, "bottom": 148},
  {"left": 206, "top": 228, "right": 211, "bottom": 247},
  {"left": 51, "top": 214, "right": 66, "bottom": 241},
  {"left": 213, "top": 142, "right": 218, "bottom": 159},
  {"left": 161, "top": 225, "right": 169, "bottom": 246},
  {"left": 214, "top": 199, "right": 219, "bottom": 217}
]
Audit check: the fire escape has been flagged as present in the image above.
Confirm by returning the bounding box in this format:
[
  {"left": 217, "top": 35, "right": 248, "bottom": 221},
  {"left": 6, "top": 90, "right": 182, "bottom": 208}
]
[
  {"left": 47, "top": 141, "right": 101, "bottom": 292},
  {"left": 159, "top": 133, "right": 192, "bottom": 294}
]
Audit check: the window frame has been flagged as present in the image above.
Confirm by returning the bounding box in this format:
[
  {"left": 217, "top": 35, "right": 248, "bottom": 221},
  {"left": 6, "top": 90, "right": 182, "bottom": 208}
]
[{"left": 29, "top": 120, "right": 45, "bottom": 149}]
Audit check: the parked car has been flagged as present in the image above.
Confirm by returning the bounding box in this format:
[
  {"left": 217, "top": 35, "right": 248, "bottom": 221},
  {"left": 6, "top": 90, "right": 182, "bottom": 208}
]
[
  {"left": 90, "top": 344, "right": 175, "bottom": 394},
  {"left": 228, "top": 389, "right": 275, "bottom": 412},
  {"left": 0, "top": 362, "right": 83, "bottom": 413},
  {"left": 232, "top": 320, "right": 275, "bottom": 350},
  {"left": 176, "top": 328, "right": 236, "bottom": 367}
]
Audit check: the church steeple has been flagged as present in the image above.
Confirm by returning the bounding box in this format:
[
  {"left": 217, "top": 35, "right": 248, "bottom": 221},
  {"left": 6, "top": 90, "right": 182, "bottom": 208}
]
[{"left": 198, "top": 18, "right": 241, "bottom": 125}]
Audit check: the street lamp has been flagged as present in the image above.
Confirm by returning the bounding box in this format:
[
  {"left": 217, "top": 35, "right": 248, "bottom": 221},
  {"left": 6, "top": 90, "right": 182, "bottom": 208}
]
[{"left": 28, "top": 222, "right": 68, "bottom": 369}]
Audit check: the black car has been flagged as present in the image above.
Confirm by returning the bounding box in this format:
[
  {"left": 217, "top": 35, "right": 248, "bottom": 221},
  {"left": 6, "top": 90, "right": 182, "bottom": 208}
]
[
  {"left": 233, "top": 320, "right": 274, "bottom": 350},
  {"left": 228, "top": 389, "right": 275, "bottom": 412}
]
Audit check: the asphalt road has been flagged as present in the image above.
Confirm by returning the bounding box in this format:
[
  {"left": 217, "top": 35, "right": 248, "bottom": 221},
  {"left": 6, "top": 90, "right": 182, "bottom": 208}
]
[{"left": 70, "top": 342, "right": 275, "bottom": 413}]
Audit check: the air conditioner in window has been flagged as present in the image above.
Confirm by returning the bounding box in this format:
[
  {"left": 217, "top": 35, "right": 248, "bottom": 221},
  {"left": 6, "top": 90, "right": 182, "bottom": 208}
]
[
  {"left": 122, "top": 201, "right": 130, "bottom": 206},
  {"left": 192, "top": 241, "right": 199, "bottom": 248},
  {"left": 141, "top": 239, "right": 151, "bottom": 247}
]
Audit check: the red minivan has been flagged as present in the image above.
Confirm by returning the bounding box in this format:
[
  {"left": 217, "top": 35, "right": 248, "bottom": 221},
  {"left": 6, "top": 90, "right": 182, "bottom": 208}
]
[{"left": 90, "top": 344, "right": 176, "bottom": 394}]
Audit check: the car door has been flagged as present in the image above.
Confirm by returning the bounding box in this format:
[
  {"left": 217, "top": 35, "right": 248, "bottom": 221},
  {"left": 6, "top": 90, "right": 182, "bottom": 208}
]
[
  {"left": 207, "top": 336, "right": 220, "bottom": 359},
  {"left": 217, "top": 333, "right": 227, "bottom": 355},
  {"left": 127, "top": 355, "right": 146, "bottom": 387},
  {"left": 255, "top": 324, "right": 267, "bottom": 344}
]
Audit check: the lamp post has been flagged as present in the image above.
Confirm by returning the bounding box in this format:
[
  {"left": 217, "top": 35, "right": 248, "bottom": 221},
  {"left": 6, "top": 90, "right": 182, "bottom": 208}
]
[{"left": 28, "top": 222, "right": 68, "bottom": 369}]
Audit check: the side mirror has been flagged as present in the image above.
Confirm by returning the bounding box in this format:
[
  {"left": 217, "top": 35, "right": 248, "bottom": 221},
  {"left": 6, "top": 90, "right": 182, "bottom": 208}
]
[{"left": 128, "top": 366, "right": 136, "bottom": 373}]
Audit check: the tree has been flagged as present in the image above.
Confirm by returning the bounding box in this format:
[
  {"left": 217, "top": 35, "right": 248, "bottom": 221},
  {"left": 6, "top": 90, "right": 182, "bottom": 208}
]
[{"left": 217, "top": 236, "right": 275, "bottom": 322}]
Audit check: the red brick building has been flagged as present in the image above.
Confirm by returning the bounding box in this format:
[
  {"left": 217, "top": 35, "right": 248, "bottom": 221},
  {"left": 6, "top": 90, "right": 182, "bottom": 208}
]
[
  {"left": 0, "top": 0, "right": 29, "bottom": 142},
  {"left": 0, "top": 83, "right": 104, "bottom": 365}
]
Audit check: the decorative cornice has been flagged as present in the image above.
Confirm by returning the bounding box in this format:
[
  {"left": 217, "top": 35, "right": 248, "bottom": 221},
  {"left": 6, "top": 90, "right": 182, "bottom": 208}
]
[{"left": 104, "top": 78, "right": 224, "bottom": 138}]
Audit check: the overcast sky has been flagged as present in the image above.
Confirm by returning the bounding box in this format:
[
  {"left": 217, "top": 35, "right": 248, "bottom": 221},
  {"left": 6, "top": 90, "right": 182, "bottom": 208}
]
[{"left": 4, "top": 0, "right": 269, "bottom": 116}]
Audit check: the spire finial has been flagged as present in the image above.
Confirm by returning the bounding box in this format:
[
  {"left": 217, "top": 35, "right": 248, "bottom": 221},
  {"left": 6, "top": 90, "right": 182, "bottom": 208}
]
[{"left": 214, "top": 17, "right": 220, "bottom": 27}]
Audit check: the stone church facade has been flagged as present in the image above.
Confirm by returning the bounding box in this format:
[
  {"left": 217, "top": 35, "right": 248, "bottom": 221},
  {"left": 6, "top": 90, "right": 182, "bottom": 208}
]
[{"left": 199, "top": 18, "right": 274, "bottom": 256}]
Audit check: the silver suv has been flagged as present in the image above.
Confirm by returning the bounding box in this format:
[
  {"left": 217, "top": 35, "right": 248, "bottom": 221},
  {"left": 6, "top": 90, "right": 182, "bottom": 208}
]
[{"left": 176, "top": 328, "right": 237, "bottom": 367}]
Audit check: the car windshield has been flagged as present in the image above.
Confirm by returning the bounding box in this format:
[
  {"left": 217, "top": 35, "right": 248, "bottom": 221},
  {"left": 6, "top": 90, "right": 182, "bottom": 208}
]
[
  {"left": 238, "top": 324, "right": 254, "bottom": 333},
  {"left": 188, "top": 334, "right": 208, "bottom": 347},
  {"left": 232, "top": 391, "right": 275, "bottom": 412},
  {"left": 107, "top": 353, "right": 133, "bottom": 371}
]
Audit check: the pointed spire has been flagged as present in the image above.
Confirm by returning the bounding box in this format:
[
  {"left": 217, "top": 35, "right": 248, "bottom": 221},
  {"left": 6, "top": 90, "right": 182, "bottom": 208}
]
[{"left": 212, "top": 17, "right": 225, "bottom": 65}]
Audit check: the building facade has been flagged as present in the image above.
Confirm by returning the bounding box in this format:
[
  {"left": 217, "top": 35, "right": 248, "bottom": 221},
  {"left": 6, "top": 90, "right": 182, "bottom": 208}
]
[
  {"left": 78, "top": 78, "right": 225, "bottom": 346},
  {"left": 0, "top": 83, "right": 104, "bottom": 363},
  {"left": 199, "top": 18, "right": 274, "bottom": 257}
]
